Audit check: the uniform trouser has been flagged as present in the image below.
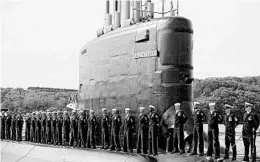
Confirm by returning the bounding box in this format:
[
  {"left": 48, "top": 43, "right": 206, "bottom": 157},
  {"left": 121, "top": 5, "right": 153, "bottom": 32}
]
[
  {"left": 225, "top": 134, "right": 236, "bottom": 158},
  {"left": 6, "top": 127, "right": 11, "bottom": 140},
  {"left": 110, "top": 129, "right": 120, "bottom": 150},
  {"left": 207, "top": 128, "right": 220, "bottom": 157},
  {"left": 57, "top": 127, "right": 63, "bottom": 145},
  {"left": 123, "top": 129, "right": 133, "bottom": 152},
  {"left": 243, "top": 133, "right": 256, "bottom": 161},
  {"left": 165, "top": 128, "right": 174, "bottom": 152},
  {"left": 173, "top": 128, "right": 185, "bottom": 152},
  {"left": 1, "top": 126, "right": 5, "bottom": 139},
  {"left": 25, "top": 127, "right": 30, "bottom": 141},
  {"left": 78, "top": 129, "right": 86, "bottom": 147},
  {"left": 87, "top": 129, "right": 96, "bottom": 148},
  {"left": 101, "top": 129, "right": 109, "bottom": 148},
  {"left": 11, "top": 127, "right": 16, "bottom": 140},
  {"left": 63, "top": 128, "right": 70, "bottom": 145},
  {"left": 70, "top": 128, "right": 78, "bottom": 146},
  {"left": 149, "top": 128, "right": 158, "bottom": 155},
  {"left": 137, "top": 129, "right": 148, "bottom": 153},
  {"left": 36, "top": 127, "right": 41, "bottom": 143},
  {"left": 41, "top": 128, "right": 46, "bottom": 143},
  {"left": 30, "top": 128, "right": 35, "bottom": 142},
  {"left": 46, "top": 128, "right": 52, "bottom": 143},
  {"left": 17, "top": 127, "right": 22, "bottom": 141},
  {"left": 192, "top": 126, "right": 204, "bottom": 154},
  {"left": 52, "top": 128, "right": 56, "bottom": 145}
]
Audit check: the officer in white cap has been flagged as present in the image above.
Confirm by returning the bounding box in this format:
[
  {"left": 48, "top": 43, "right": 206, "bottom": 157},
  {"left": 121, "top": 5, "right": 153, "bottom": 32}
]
[
  {"left": 123, "top": 108, "right": 135, "bottom": 153},
  {"left": 206, "top": 102, "right": 222, "bottom": 159},
  {"left": 190, "top": 102, "right": 206, "bottom": 156},
  {"left": 148, "top": 105, "right": 160, "bottom": 156},
  {"left": 242, "top": 102, "right": 259, "bottom": 162},
  {"left": 87, "top": 109, "right": 97, "bottom": 149},
  {"left": 172, "top": 103, "right": 188, "bottom": 154},
  {"left": 110, "top": 108, "right": 122, "bottom": 151},
  {"left": 101, "top": 108, "right": 110, "bottom": 149},
  {"left": 223, "top": 104, "right": 239, "bottom": 160},
  {"left": 137, "top": 107, "right": 149, "bottom": 154}
]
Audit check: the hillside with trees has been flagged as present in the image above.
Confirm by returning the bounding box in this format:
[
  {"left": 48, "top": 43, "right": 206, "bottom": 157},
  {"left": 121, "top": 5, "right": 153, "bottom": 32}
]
[{"left": 1, "top": 76, "right": 260, "bottom": 121}]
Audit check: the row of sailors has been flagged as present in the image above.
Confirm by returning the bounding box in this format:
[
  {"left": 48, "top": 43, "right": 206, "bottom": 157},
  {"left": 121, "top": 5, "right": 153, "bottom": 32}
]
[{"left": 0, "top": 102, "right": 259, "bottom": 161}]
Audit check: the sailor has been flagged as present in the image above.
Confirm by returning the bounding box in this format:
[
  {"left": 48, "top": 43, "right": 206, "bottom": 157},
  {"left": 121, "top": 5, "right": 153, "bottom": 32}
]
[
  {"left": 11, "top": 112, "right": 17, "bottom": 140},
  {"left": 36, "top": 111, "right": 42, "bottom": 143},
  {"left": 242, "top": 102, "right": 259, "bottom": 162},
  {"left": 190, "top": 102, "right": 206, "bottom": 156},
  {"left": 223, "top": 104, "right": 239, "bottom": 161},
  {"left": 110, "top": 108, "right": 122, "bottom": 151},
  {"left": 70, "top": 110, "right": 78, "bottom": 147},
  {"left": 101, "top": 108, "right": 110, "bottom": 150},
  {"left": 123, "top": 108, "right": 135, "bottom": 153},
  {"left": 5, "top": 112, "right": 12, "bottom": 140},
  {"left": 30, "top": 112, "right": 37, "bottom": 142},
  {"left": 56, "top": 111, "right": 63, "bottom": 146},
  {"left": 148, "top": 105, "right": 160, "bottom": 156},
  {"left": 87, "top": 109, "right": 97, "bottom": 149},
  {"left": 41, "top": 111, "right": 47, "bottom": 144},
  {"left": 1, "top": 111, "right": 6, "bottom": 140},
  {"left": 25, "top": 113, "right": 31, "bottom": 141},
  {"left": 51, "top": 111, "right": 57, "bottom": 145},
  {"left": 63, "top": 111, "right": 70, "bottom": 146},
  {"left": 172, "top": 103, "right": 188, "bottom": 154},
  {"left": 78, "top": 110, "right": 86, "bottom": 148},
  {"left": 46, "top": 111, "right": 52, "bottom": 144},
  {"left": 16, "top": 112, "right": 23, "bottom": 141},
  {"left": 206, "top": 102, "right": 223, "bottom": 160},
  {"left": 137, "top": 107, "right": 149, "bottom": 154}
]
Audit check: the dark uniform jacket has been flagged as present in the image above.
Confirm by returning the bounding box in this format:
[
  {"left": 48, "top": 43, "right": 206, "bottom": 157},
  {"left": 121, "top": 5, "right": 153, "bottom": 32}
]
[
  {"left": 243, "top": 112, "right": 259, "bottom": 135},
  {"left": 16, "top": 116, "right": 24, "bottom": 129},
  {"left": 138, "top": 113, "right": 149, "bottom": 132},
  {"left": 193, "top": 109, "right": 206, "bottom": 127},
  {"left": 149, "top": 112, "right": 160, "bottom": 129},
  {"left": 101, "top": 114, "right": 110, "bottom": 130},
  {"left": 224, "top": 113, "right": 239, "bottom": 136},
  {"left": 88, "top": 115, "right": 97, "bottom": 131},
  {"left": 124, "top": 114, "right": 135, "bottom": 131},
  {"left": 175, "top": 110, "right": 188, "bottom": 129},
  {"left": 112, "top": 115, "right": 122, "bottom": 131},
  {"left": 208, "top": 111, "right": 223, "bottom": 129}
]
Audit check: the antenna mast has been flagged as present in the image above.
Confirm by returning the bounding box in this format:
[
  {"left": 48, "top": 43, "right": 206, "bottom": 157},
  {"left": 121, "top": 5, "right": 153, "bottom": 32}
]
[{"left": 177, "top": 0, "right": 179, "bottom": 16}]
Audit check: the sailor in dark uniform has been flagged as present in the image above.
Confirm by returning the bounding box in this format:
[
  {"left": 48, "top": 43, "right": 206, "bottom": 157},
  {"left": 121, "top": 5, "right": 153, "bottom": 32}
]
[
  {"left": 123, "top": 108, "right": 135, "bottom": 153},
  {"left": 5, "top": 112, "right": 12, "bottom": 140},
  {"left": 110, "top": 108, "right": 122, "bottom": 151},
  {"left": 172, "top": 103, "right": 188, "bottom": 154},
  {"left": 242, "top": 102, "right": 259, "bottom": 162},
  {"left": 46, "top": 111, "right": 52, "bottom": 144},
  {"left": 30, "top": 112, "right": 36, "bottom": 142},
  {"left": 56, "top": 111, "right": 63, "bottom": 145},
  {"left": 1, "top": 111, "right": 6, "bottom": 140},
  {"left": 51, "top": 111, "right": 57, "bottom": 145},
  {"left": 41, "top": 111, "right": 47, "bottom": 144},
  {"left": 148, "top": 105, "right": 160, "bottom": 156},
  {"left": 36, "top": 111, "right": 42, "bottom": 143},
  {"left": 70, "top": 110, "right": 78, "bottom": 147},
  {"left": 101, "top": 108, "right": 110, "bottom": 150},
  {"left": 137, "top": 107, "right": 149, "bottom": 154},
  {"left": 223, "top": 104, "right": 239, "bottom": 161},
  {"left": 78, "top": 110, "right": 86, "bottom": 148},
  {"left": 16, "top": 112, "right": 23, "bottom": 141},
  {"left": 190, "top": 102, "right": 206, "bottom": 156},
  {"left": 63, "top": 111, "right": 70, "bottom": 146},
  {"left": 87, "top": 109, "right": 97, "bottom": 149},
  {"left": 206, "top": 102, "right": 223, "bottom": 160},
  {"left": 25, "top": 113, "right": 31, "bottom": 141},
  {"left": 11, "top": 112, "right": 17, "bottom": 140}
]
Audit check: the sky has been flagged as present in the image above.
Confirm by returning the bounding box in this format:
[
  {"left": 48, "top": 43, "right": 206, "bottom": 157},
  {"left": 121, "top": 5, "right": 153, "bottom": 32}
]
[{"left": 1, "top": 0, "right": 260, "bottom": 89}]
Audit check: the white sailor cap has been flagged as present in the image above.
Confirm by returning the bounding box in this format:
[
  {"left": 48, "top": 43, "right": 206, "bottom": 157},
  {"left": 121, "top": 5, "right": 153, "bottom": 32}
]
[
  {"left": 224, "top": 104, "right": 232, "bottom": 109},
  {"left": 125, "top": 108, "right": 131, "bottom": 111},
  {"left": 209, "top": 102, "right": 216, "bottom": 107},
  {"left": 194, "top": 102, "right": 200, "bottom": 106},
  {"left": 72, "top": 110, "right": 76, "bottom": 113},
  {"left": 139, "top": 107, "right": 145, "bottom": 110},
  {"left": 149, "top": 105, "right": 155, "bottom": 110},
  {"left": 245, "top": 102, "right": 253, "bottom": 107},
  {"left": 112, "top": 108, "right": 117, "bottom": 111},
  {"left": 102, "top": 108, "right": 107, "bottom": 111},
  {"left": 79, "top": 110, "right": 84, "bottom": 113},
  {"left": 90, "top": 109, "right": 94, "bottom": 113},
  {"left": 174, "top": 103, "right": 181, "bottom": 107}
]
